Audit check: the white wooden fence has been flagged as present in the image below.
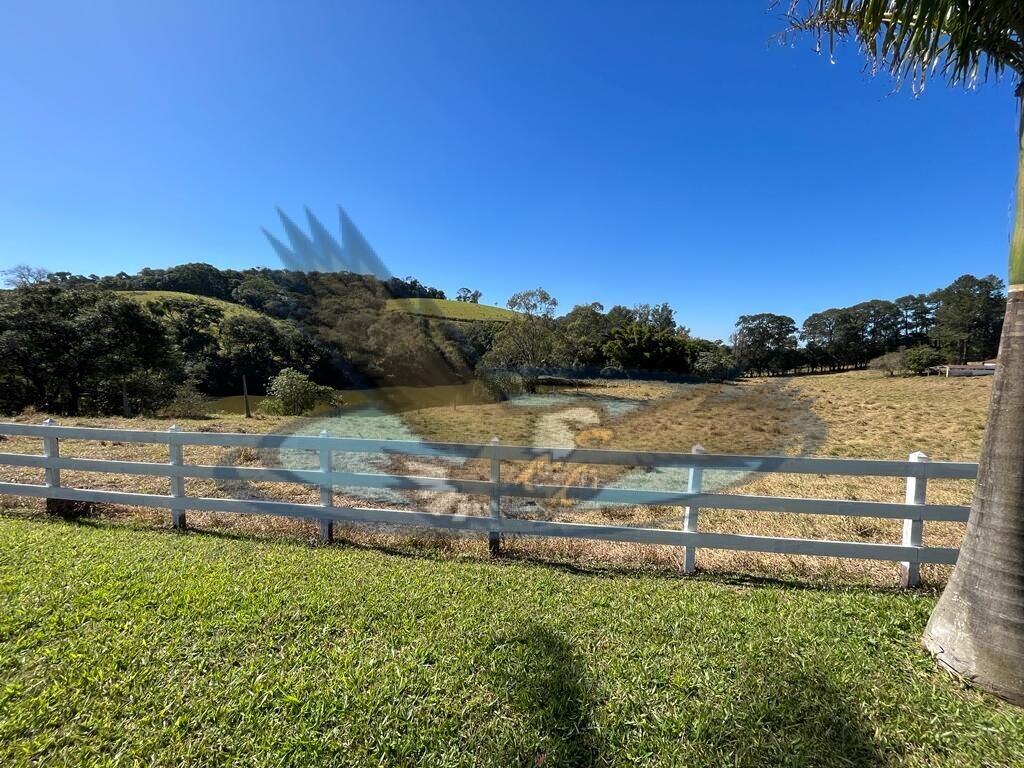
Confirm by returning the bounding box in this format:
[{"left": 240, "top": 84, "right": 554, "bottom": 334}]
[{"left": 0, "top": 421, "right": 978, "bottom": 587}]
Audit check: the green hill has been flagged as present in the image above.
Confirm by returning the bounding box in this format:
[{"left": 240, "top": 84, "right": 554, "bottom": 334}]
[
  {"left": 116, "top": 290, "right": 263, "bottom": 319},
  {"left": 387, "top": 297, "right": 517, "bottom": 322},
  {"left": 122, "top": 291, "right": 517, "bottom": 324}
]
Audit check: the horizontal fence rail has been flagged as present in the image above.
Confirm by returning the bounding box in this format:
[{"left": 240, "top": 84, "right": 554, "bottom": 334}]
[{"left": 0, "top": 421, "right": 978, "bottom": 586}]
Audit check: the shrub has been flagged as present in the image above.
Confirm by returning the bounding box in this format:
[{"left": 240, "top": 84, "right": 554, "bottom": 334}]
[
  {"left": 259, "top": 369, "right": 336, "bottom": 416},
  {"left": 160, "top": 383, "right": 209, "bottom": 419},
  {"left": 869, "top": 351, "right": 908, "bottom": 377},
  {"left": 903, "top": 346, "right": 945, "bottom": 375}
]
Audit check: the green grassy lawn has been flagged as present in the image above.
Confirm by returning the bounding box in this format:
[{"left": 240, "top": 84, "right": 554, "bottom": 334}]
[
  {"left": 116, "top": 290, "right": 264, "bottom": 319},
  {"left": 1, "top": 517, "right": 1021, "bottom": 767},
  {"left": 386, "top": 297, "right": 518, "bottom": 322}
]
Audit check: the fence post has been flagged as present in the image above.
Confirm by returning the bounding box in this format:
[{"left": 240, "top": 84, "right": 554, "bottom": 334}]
[
  {"left": 682, "top": 444, "right": 705, "bottom": 575},
  {"left": 168, "top": 425, "right": 186, "bottom": 530},
  {"left": 318, "top": 429, "right": 333, "bottom": 544},
  {"left": 41, "top": 419, "right": 61, "bottom": 514},
  {"left": 41, "top": 418, "right": 60, "bottom": 488},
  {"left": 489, "top": 437, "right": 501, "bottom": 555},
  {"left": 900, "top": 451, "right": 928, "bottom": 588}
]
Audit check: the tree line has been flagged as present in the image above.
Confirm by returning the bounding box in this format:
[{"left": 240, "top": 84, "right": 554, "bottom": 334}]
[
  {"left": 479, "top": 291, "right": 735, "bottom": 391},
  {"left": 731, "top": 274, "right": 1005, "bottom": 376},
  {"left": 0, "top": 263, "right": 1006, "bottom": 415}
]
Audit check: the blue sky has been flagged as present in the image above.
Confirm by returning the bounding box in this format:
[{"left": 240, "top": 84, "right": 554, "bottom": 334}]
[{"left": 0, "top": 1, "right": 1017, "bottom": 341}]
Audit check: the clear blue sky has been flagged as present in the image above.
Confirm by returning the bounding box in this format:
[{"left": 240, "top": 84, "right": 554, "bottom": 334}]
[{"left": 1, "top": 1, "right": 1017, "bottom": 340}]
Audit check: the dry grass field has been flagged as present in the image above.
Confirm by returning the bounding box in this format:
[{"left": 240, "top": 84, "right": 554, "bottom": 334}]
[
  {"left": 0, "top": 371, "right": 992, "bottom": 587},
  {"left": 691, "top": 372, "right": 990, "bottom": 585}
]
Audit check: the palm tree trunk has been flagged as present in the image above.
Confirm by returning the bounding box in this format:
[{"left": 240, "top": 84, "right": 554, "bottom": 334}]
[{"left": 923, "top": 101, "right": 1024, "bottom": 706}]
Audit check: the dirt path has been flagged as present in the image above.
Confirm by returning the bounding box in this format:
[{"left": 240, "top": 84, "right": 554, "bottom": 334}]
[{"left": 531, "top": 407, "right": 601, "bottom": 448}]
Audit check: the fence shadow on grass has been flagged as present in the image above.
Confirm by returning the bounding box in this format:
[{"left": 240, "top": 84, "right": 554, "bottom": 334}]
[
  {"left": 483, "top": 622, "right": 601, "bottom": 767},
  {"left": 3, "top": 504, "right": 926, "bottom": 597}
]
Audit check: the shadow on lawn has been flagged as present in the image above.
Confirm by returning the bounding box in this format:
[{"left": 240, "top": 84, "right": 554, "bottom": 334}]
[
  {"left": 485, "top": 622, "right": 601, "bottom": 767},
  {"left": 479, "top": 621, "right": 889, "bottom": 768},
  {"left": 700, "top": 660, "right": 891, "bottom": 768}
]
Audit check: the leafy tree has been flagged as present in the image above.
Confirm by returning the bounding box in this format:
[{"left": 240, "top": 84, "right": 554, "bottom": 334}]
[
  {"left": 860, "top": 299, "right": 903, "bottom": 358},
  {"left": 160, "top": 263, "right": 232, "bottom": 300},
  {"left": 455, "top": 287, "right": 482, "bottom": 303},
  {"left": 799, "top": 277, "right": 1004, "bottom": 372},
  {"left": 632, "top": 302, "right": 677, "bottom": 334},
  {"left": 903, "top": 345, "right": 944, "bottom": 375},
  {"left": 480, "top": 289, "right": 559, "bottom": 392},
  {"left": 692, "top": 344, "right": 737, "bottom": 380},
  {"left": 146, "top": 297, "right": 224, "bottom": 386},
  {"left": 365, "top": 312, "right": 443, "bottom": 382},
  {"left": 894, "top": 293, "right": 935, "bottom": 345},
  {"left": 804, "top": 310, "right": 840, "bottom": 369},
  {"left": 259, "top": 368, "right": 336, "bottom": 416},
  {"left": 555, "top": 303, "right": 610, "bottom": 372},
  {"left": 732, "top": 313, "right": 799, "bottom": 375},
  {"left": 929, "top": 274, "right": 1005, "bottom": 363},
  {"left": 218, "top": 314, "right": 288, "bottom": 394},
  {"left": 603, "top": 322, "right": 685, "bottom": 372},
  {"left": 506, "top": 287, "right": 558, "bottom": 318},
  {"left": 0, "top": 286, "right": 174, "bottom": 415},
  {"left": 281, "top": 327, "right": 348, "bottom": 388},
  {"left": 384, "top": 276, "right": 446, "bottom": 299},
  {"left": 447, "top": 320, "right": 499, "bottom": 369},
  {"left": 786, "top": 0, "right": 1024, "bottom": 705},
  {"left": 605, "top": 304, "right": 635, "bottom": 334},
  {"left": 232, "top": 275, "right": 305, "bottom": 319},
  {"left": 91, "top": 369, "right": 176, "bottom": 417}
]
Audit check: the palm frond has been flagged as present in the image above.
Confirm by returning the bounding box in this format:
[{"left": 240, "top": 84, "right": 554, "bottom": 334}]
[{"left": 783, "top": 1, "right": 1024, "bottom": 91}]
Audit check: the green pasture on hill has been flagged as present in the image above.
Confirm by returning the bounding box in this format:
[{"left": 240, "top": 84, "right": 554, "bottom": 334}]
[
  {"left": 116, "top": 290, "right": 265, "bottom": 319},
  {"left": 386, "top": 297, "right": 518, "bottom": 322}
]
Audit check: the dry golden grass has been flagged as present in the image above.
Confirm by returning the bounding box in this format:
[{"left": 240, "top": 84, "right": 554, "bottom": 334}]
[
  {"left": 403, "top": 401, "right": 538, "bottom": 446},
  {"left": 0, "top": 371, "right": 992, "bottom": 587},
  {"left": 551, "top": 371, "right": 990, "bottom": 586},
  {"left": 694, "top": 371, "right": 989, "bottom": 585},
  {"left": 401, "top": 372, "right": 989, "bottom": 586},
  {"left": 402, "top": 378, "right": 683, "bottom": 446},
  {"left": 580, "top": 378, "right": 822, "bottom": 455}
]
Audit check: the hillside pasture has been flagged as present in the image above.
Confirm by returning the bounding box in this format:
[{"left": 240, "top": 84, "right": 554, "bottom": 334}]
[
  {"left": 115, "top": 290, "right": 264, "bottom": 319},
  {"left": 386, "top": 297, "right": 518, "bottom": 322}
]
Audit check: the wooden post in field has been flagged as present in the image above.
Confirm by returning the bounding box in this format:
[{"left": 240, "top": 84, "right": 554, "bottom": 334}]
[
  {"left": 489, "top": 437, "right": 501, "bottom": 555},
  {"left": 900, "top": 451, "right": 928, "bottom": 588},
  {"left": 242, "top": 375, "right": 252, "bottom": 419},
  {"left": 318, "top": 429, "right": 334, "bottom": 544},
  {"left": 683, "top": 444, "right": 705, "bottom": 575},
  {"left": 168, "top": 425, "right": 186, "bottom": 530},
  {"left": 42, "top": 418, "right": 61, "bottom": 515}
]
